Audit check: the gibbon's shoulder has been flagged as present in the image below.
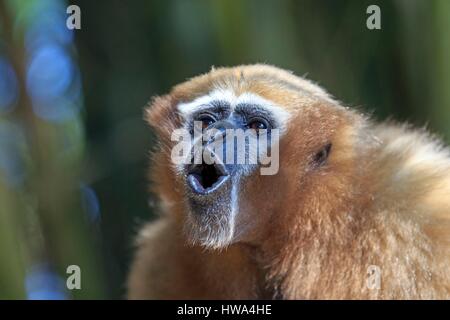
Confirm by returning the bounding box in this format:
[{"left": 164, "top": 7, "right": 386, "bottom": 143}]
[
  {"left": 127, "top": 218, "right": 176, "bottom": 299},
  {"left": 370, "top": 122, "right": 450, "bottom": 231}
]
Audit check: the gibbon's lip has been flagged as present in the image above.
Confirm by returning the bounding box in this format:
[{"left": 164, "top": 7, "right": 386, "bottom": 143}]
[{"left": 187, "top": 162, "right": 230, "bottom": 195}]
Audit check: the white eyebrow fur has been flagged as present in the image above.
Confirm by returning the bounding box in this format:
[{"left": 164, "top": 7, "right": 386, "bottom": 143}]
[{"left": 177, "top": 89, "right": 291, "bottom": 129}]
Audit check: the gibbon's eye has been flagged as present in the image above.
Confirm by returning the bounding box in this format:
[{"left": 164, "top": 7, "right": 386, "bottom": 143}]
[
  {"left": 196, "top": 113, "right": 216, "bottom": 130},
  {"left": 247, "top": 117, "right": 270, "bottom": 134},
  {"left": 312, "top": 143, "right": 332, "bottom": 167}
]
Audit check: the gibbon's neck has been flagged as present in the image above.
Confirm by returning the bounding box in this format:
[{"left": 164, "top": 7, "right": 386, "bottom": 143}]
[{"left": 172, "top": 162, "right": 372, "bottom": 299}]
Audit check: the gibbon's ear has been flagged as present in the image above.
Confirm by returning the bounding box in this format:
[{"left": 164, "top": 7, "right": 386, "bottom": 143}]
[
  {"left": 311, "top": 142, "right": 332, "bottom": 168},
  {"left": 144, "top": 94, "right": 182, "bottom": 143}
]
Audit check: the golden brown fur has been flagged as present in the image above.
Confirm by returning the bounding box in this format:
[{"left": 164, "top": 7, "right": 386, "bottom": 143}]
[{"left": 127, "top": 64, "right": 450, "bottom": 299}]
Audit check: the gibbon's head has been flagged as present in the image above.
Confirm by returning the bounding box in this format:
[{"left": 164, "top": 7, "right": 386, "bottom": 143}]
[{"left": 146, "top": 64, "right": 370, "bottom": 249}]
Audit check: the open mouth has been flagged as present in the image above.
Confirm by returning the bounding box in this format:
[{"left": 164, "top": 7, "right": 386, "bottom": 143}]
[{"left": 187, "top": 162, "right": 230, "bottom": 194}]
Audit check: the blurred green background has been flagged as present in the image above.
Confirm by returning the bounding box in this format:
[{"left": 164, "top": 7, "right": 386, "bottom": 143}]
[{"left": 0, "top": 0, "right": 449, "bottom": 299}]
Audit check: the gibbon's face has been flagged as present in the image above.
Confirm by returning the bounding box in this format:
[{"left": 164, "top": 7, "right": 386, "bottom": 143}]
[{"left": 147, "top": 65, "right": 360, "bottom": 249}]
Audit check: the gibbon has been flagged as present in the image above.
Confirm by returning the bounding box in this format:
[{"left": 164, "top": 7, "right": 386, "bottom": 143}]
[{"left": 127, "top": 64, "right": 450, "bottom": 299}]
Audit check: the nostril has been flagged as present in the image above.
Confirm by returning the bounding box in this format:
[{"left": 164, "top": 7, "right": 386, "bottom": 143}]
[
  {"left": 204, "top": 130, "right": 226, "bottom": 146},
  {"left": 204, "top": 121, "right": 233, "bottom": 144}
]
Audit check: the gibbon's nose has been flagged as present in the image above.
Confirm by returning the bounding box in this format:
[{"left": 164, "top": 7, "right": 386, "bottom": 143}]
[
  {"left": 204, "top": 120, "right": 236, "bottom": 145},
  {"left": 187, "top": 119, "right": 244, "bottom": 195},
  {"left": 205, "top": 119, "right": 240, "bottom": 166}
]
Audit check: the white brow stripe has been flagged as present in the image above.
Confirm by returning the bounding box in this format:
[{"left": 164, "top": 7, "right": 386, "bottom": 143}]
[
  {"left": 177, "top": 89, "right": 235, "bottom": 116},
  {"left": 177, "top": 89, "right": 290, "bottom": 130},
  {"left": 236, "top": 92, "right": 291, "bottom": 127}
]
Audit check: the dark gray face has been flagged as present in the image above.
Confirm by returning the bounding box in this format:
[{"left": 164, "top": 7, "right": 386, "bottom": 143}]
[{"left": 181, "top": 101, "right": 277, "bottom": 247}]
